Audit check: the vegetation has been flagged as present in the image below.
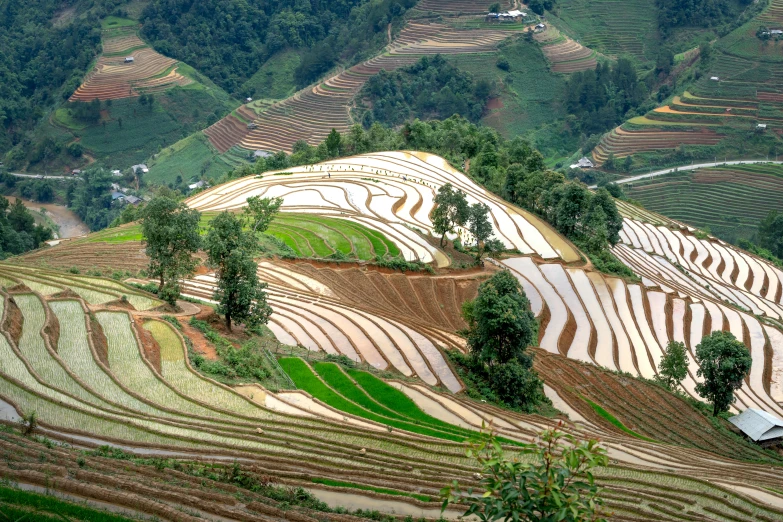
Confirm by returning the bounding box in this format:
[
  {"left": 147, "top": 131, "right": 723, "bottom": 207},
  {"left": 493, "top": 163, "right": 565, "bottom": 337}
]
[
  {"left": 695, "top": 331, "right": 752, "bottom": 416},
  {"left": 656, "top": 0, "right": 753, "bottom": 33},
  {"left": 67, "top": 168, "right": 125, "bottom": 231},
  {"left": 0, "top": 196, "right": 53, "bottom": 259},
  {"left": 459, "top": 271, "right": 546, "bottom": 412},
  {"left": 433, "top": 183, "right": 470, "bottom": 246},
  {"left": 0, "top": 484, "right": 137, "bottom": 522},
  {"left": 140, "top": 196, "right": 202, "bottom": 305},
  {"left": 359, "top": 55, "right": 493, "bottom": 126},
  {"left": 187, "top": 317, "right": 273, "bottom": 382},
  {"left": 205, "top": 211, "right": 274, "bottom": 330},
  {"left": 0, "top": 0, "right": 101, "bottom": 155},
  {"left": 139, "top": 0, "right": 417, "bottom": 95},
  {"left": 757, "top": 209, "right": 783, "bottom": 260},
  {"left": 442, "top": 429, "right": 608, "bottom": 522},
  {"left": 657, "top": 340, "right": 690, "bottom": 392}
]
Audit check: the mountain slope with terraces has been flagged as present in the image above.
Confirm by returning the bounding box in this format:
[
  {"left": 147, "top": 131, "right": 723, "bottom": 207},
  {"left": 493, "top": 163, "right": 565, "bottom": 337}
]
[
  {"left": 593, "top": 0, "right": 783, "bottom": 168},
  {"left": 8, "top": 149, "right": 783, "bottom": 518}
]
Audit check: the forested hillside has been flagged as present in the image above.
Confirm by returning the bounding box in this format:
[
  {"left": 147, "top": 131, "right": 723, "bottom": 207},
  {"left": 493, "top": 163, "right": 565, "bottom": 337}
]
[{"left": 139, "top": 0, "right": 417, "bottom": 96}]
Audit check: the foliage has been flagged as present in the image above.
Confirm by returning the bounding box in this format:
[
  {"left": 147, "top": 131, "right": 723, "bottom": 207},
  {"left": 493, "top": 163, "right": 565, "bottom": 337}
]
[
  {"left": 18, "top": 410, "right": 38, "bottom": 437},
  {"left": 432, "top": 183, "right": 469, "bottom": 246},
  {"left": 441, "top": 428, "right": 608, "bottom": 522},
  {"left": 67, "top": 168, "right": 124, "bottom": 231},
  {"left": 657, "top": 340, "right": 689, "bottom": 391},
  {"left": 656, "top": 0, "right": 751, "bottom": 35},
  {"left": 359, "top": 55, "right": 493, "bottom": 126},
  {"left": 757, "top": 210, "right": 783, "bottom": 260},
  {"left": 0, "top": 0, "right": 101, "bottom": 154},
  {"left": 188, "top": 317, "right": 272, "bottom": 381},
  {"left": 0, "top": 484, "right": 138, "bottom": 522},
  {"left": 0, "top": 197, "right": 53, "bottom": 259},
  {"left": 139, "top": 0, "right": 417, "bottom": 95},
  {"left": 694, "top": 331, "right": 752, "bottom": 416},
  {"left": 140, "top": 196, "right": 202, "bottom": 305},
  {"left": 461, "top": 271, "right": 545, "bottom": 411},
  {"left": 204, "top": 211, "right": 273, "bottom": 330},
  {"left": 564, "top": 60, "right": 648, "bottom": 137},
  {"left": 245, "top": 195, "right": 283, "bottom": 233}
]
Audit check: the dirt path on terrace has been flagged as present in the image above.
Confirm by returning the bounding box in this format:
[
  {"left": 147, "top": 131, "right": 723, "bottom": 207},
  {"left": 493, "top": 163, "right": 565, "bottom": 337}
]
[{"left": 16, "top": 198, "right": 89, "bottom": 239}]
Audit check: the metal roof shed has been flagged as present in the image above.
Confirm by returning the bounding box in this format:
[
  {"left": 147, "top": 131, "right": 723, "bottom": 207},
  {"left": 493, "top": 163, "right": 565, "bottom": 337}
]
[{"left": 729, "top": 408, "right": 783, "bottom": 442}]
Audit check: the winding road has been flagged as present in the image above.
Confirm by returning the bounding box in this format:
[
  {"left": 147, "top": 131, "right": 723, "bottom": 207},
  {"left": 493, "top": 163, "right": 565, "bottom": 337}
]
[{"left": 588, "top": 159, "right": 783, "bottom": 188}]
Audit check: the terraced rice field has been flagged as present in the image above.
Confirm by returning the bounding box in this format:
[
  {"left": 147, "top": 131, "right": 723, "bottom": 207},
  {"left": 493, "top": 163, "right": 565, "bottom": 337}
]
[
  {"left": 204, "top": 22, "right": 514, "bottom": 153},
  {"left": 70, "top": 26, "right": 191, "bottom": 101},
  {"left": 593, "top": 126, "right": 725, "bottom": 164},
  {"left": 549, "top": 0, "right": 658, "bottom": 62},
  {"left": 534, "top": 26, "right": 597, "bottom": 73},
  {"left": 623, "top": 163, "right": 783, "bottom": 238},
  {"left": 186, "top": 151, "right": 580, "bottom": 265},
  {"left": 593, "top": 0, "right": 783, "bottom": 163}
]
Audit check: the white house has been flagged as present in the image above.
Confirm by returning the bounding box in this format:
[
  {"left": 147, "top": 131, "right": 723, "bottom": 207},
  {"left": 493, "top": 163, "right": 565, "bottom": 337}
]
[
  {"left": 729, "top": 409, "right": 783, "bottom": 443},
  {"left": 710, "top": 76, "right": 720, "bottom": 81},
  {"left": 131, "top": 164, "right": 149, "bottom": 174},
  {"left": 124, "top": 56, "right": 135, "bottom": 63},
  {"left": 570, "top": 156, "right": 595, "bottom": 169},
  {"left": 254, "top": 150, "right": 273, "bottom": 159},
  {"left": 188, "top": 180, "right": 208, "bottom": 191}
]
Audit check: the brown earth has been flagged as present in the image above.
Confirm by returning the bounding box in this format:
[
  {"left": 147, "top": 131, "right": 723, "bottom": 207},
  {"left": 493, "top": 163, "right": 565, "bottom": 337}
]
[
  {"left": 3, "top": 296, "right": 24, "bottom": 345},
  {"left": 136, "top": 318, "right": 162, "bottom": 373},
  {"left": 90, "top": 313, "right": 110, "bottom": 367}
]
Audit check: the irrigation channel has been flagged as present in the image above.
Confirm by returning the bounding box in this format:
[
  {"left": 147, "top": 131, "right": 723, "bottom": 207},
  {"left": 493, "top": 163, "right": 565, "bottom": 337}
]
[{"left": 588, "top": 159, "right": 783, "bottom": 188}]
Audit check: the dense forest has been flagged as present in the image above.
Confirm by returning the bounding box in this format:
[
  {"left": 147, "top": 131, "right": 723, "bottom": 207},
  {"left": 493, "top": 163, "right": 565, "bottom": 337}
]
[
  {"left": 140, "top": 0, "right": 416, "bottom": 95},
  {"left": 0, "top": 0, "right": 103, "bottom": 153},
  {"left": 67, "top": 168, "right": 124, "bottom": 231},
  {"left": 0, "top": 196, "right": 53, "bottom": 259},
  {"left": 564, "top": 59, "right": 649, "bottom": 137},
  {"left": 359, "top": 55, "right": 493, "bottom": 127},
  {"left": 655, "top": 0, "right": 753, "bottom": 30}
]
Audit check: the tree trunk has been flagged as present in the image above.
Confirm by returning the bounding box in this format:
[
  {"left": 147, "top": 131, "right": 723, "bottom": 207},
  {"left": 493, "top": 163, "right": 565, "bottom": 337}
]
[
  {"left": 226, "top": 314, "right": 232, "bottom": 332},
  {"left": 713, "top": 402, "right": 718, "bottom": 417},
  {"left": 440, "top": 232, "right": 446, "bottom": 247},
  {"left": 158, "top": 274, "right": 164, "bottom": 291}
]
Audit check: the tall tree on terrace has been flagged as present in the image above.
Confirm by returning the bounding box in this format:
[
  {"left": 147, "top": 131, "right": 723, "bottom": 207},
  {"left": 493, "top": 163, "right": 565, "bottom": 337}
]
[
  {"left": 432, "top": 183, "right": 469, "bottom": 246},
  {"left": 467, "top": 202, "right": 504, "bottom": 261},
  {"left": 657, "top": 340, "right": 689, "bottom": 392},
  {"left": 140, "top": 197, "right": 202, "bottom": 306},
  {"left": 695, "top": 331, "right": 752, "bottom": 416},
  {"left": 245, "top": 195, "right": 283, "bottom": 234},
  {"left": 204, "top": 211, "right": 273, "bottom": 331}
]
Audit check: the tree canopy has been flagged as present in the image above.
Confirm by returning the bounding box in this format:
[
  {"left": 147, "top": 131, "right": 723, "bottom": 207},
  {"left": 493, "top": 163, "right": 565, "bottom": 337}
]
[
  {"left": 359, "top": 55, "right": 493, "bottom": 127},
  {"left": 694, "top": 331, "right": 752, "bottom": 416},
  {"left": 204, "top": 209, "right": 276, "bottom": 331},
  {"left": 0, "top": 196, "right": 53, "bottom": 259},
  {"left": 140, "top": 196, "right": 202, "bottom": 306},
  {"left": 432, "top": 183, "right": 469, "bottom": 246},
  {"left": 657, "top": 340, "right": 690, "bottom": 391}
]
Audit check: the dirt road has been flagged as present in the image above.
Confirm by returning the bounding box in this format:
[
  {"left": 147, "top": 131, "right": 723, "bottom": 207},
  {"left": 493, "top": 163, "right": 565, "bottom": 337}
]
[{"left": 16, "top": 198, "right": 89, "bottom": 239}]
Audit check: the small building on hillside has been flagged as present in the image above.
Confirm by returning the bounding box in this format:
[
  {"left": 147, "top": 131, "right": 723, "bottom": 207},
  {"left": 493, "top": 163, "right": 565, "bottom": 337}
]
[
  {"left": 757, "top": 123, "right": 768, "bottom": 131},
  {"left": 71, "top": 169, "right": 82, "bottom": 176},
  {"left": 570, "top": 156, "right": 595, "bottom": 169},
  {"left": 710, "top": 76, "right": 720, "bottom": 81},
  {"left": 111, "top": 169, "right": 122, "bottom": 177},
  {"left": 535, "top": 23, "right": 546, "bottom": 31},
  {"left": 486, "top": 10, "right": 526, "bottom": 22},
  {"left": 124, "top": 56, "right": 135, "bottom": 63},
  {"left": 125, "top": 195, "right": 142, "bottom": 206},
  {"left": 111, "top": 191, "right": 126, "bottom": 201},
  {"left": 254, "top": 150, "right": 273, "bottom": 159},
  {"left": 188, "top": 180, "right": 208, "bottom": 191},
  {"left": 729, "top": 408, "right": 783, "bottom": 444},
  {"left": 131, "top": 164, "right": 149, "bottom": 174},
  {"left": 246, "top": 97, "right": 253, "bottom": 103}
]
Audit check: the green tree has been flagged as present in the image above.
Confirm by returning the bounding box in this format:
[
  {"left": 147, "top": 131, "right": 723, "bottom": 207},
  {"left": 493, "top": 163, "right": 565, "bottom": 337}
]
[
  {"left": 204, "top": 211, "right": 272, "bottom": 331},
  {"left": 758, "top": 210, "right": 783, "bottom": 259},
  {"left": 488, "top": 2, "right": 501, "bottom": 12},
  {"left": 140, "top": 197, "right": 202, "bottom": 306},
  {"left": 468, "top": 270, "right": 538, "bottom": 367},
  {"left": 244, "top": 195, "right": 283, "bottom": 234},
  {"left": 657, "top": 340, "right": 689, "bottom": 391},
  {"left": 325, "top": 129, "right": 343, "bottom": 158},
  {"left": 442, "top": 428, "right": 608, "bottom": 522},
  {"left": 432, "top": 183, "right": 469, "bottom": 246},
  {"left": 695, "top": 331, "right": 752, "bottom": 416},
  {"left": 467, "top": 202, "right": 498, "bottom": 261}
]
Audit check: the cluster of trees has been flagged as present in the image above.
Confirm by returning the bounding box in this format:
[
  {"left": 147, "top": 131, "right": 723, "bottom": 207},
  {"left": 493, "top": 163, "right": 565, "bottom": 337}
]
[
  {"left": 656, "top": 0, "right": 752, "bottom": 34},
  {"left": 66, "top": 168, "right": 124, "bottom": 231},
  {"left": 0, "top": 0, "right": 102, "bottom": 156},
  {"left": 457, "top": 270, "right": 548, "bottom": 411},
  {"left": 359, "top": 55, "right": 493, "bottom": 127},
  {"left": 657, "top": 331, "right": 752, "bottom": 417},
  {"left": 0, "top": 196, "right": 53, "bottom": 259},
  {"left": 564, "top": 59, "right": 649, "bottom": 137},
  {"left": 432, "top": 183, "right": 503, "bottom": 260},
  {"left": 755, "top": 210, "right": 783, "bottom": 260},
  {"left": 140, "top": 195, "right": 280, "bottom": 331},
  {"left": 139, "top": 0, "right": 416, "bottom": 95},
  {"left": 72, "top": 99, "right": 102, "bottom": 123}
]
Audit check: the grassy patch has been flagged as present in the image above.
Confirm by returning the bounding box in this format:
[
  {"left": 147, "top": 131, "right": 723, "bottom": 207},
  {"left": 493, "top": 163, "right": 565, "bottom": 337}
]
[
  {"left": 242, "top": 49, "right": 301, "bottom": 100},
  {"left": 310, "top": 478, "right": 431, "bottom": 502},
  {"left": 583, "top": 397, "right": 657, "bottom": 442},
  {"left": 146, "top": 132, "right": 234, "bottom": 185},
  {"left": 279, "top": 357, "right": 467, "bottom": 441},
  {"left": 0, "top": 484, "right": 137, "bottom": 522},
  {"left": 101, "top": 16, "right": 138, "bottom": 29}
]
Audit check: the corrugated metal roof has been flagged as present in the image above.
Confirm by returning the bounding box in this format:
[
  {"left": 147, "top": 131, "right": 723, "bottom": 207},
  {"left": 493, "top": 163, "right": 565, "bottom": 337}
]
[{"left": 729, "top": 409, "right": 783, "bottom": 441}]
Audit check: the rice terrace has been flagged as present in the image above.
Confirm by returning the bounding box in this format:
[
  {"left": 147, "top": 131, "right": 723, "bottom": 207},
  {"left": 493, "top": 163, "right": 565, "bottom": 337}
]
[{"left": 4, "top": 0, "right": 783, "bottom": 520}]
